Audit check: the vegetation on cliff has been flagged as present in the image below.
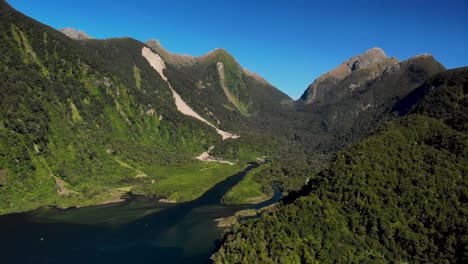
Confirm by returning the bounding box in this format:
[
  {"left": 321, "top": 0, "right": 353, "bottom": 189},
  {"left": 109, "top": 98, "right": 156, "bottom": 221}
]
[{"left": 212, "top": 68, "right": 468, "bottom": 263}]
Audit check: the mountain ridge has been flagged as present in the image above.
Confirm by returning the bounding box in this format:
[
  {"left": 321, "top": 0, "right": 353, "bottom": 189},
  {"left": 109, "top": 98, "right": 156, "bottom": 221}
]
[
  {"left": 213, "top": 67, "right": 468, "bottom": 264},
  {"left": 146, "top": 40, "right": 276, "bottom": 88},
  {"left": 0, "top": 0, "right": 454, "bottom": 219},
  {"left": 0, "top": 0, "right": 466, "bottom": 263},
  {"left": 299, "top": 48, "right": 442, "bottom": 105},
  {"left": 299, "top": 47, "right": 394, "bottom": 103}
]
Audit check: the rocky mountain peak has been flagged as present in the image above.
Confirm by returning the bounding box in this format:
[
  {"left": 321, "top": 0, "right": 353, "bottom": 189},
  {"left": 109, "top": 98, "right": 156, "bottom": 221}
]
[
  {"left": 59, "top": 28, "right": 91, "bottom": 40},
  {"left": 350, "top": 47, "right": 389, "bottom": 70},
  {"left": 300, "top": 47, "right": 394, "bottom": 104},
  {"left": 147, "top": 39, "right": 163, "bottom": 48}
]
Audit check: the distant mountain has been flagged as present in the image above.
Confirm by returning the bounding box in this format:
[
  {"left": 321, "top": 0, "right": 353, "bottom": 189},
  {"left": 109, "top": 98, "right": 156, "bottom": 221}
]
[
  {"left": 299, "top": 48, "right": 445, "bottom": 107},
  {"left": 300, "top": 47, "right": 394, "bottom": 104},
  {"left": 59, "top": 27, "right": 91, "bottom": 40},
  {"left": 293, "top": 48, "right": 445, "bottom": 155}
]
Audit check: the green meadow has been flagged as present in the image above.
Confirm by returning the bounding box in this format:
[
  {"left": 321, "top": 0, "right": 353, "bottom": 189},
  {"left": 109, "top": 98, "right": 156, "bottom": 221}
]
[
  {"left": 133, "top": 162, "right": 246, "bottom": 202},
  {"left": 221, "top": 163, "right": 273, "bottom": 205}
]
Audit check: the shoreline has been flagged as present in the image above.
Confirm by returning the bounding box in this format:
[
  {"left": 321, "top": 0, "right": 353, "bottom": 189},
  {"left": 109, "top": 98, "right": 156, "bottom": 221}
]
[{"left": 0, "top": 163, "right": 258, "bottom": 216}]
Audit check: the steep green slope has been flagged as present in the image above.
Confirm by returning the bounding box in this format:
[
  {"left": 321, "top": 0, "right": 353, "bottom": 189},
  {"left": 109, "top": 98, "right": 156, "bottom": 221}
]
[
  {"left": 0, "top": 1, "right": 225, "bottom": 214},
  {"left": 215, "top": 51, "right": 447, "bottom": 196},
  {"left": 161, "top": 46, "right": 295, "bottom": 133},
  {"left": 0, "top": 0, "right": 458, "bottom": 218},
  {"left": 212, "top": 68, "right": 468, "bottom": 263},
  {"left": 74, "top": 28, "right": 448, "bottom": 205},
  {"left": 146, "top": 40, "right": 299, "bottom": 167},
  {"left": 0, "top": 0, "right": 300, "bottom": 214},
  {"left": 296, "top": 53, "right": 445, "bottom": 154}
]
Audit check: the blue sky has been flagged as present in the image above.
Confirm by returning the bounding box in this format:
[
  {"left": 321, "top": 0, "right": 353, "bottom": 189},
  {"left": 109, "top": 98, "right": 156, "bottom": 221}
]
[{"left": 8, "top": 0, "right": 468, "bottom": 99}]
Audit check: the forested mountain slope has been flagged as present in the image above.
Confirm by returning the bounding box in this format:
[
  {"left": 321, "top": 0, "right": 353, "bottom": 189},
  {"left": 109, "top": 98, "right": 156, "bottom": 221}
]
[
  {"left": 0, "top": 0, "right": 456, "bottom": 217},
  {"left": 213, "top": 49, "right": 447, "bottom": 194},
  {"left": 0, "top": 0, "right": 298, "bottom": 214},
  {"left": 0, "top": 0, "right": 228, "bottom": 213},
  {"left": 213, "top": 67, "right": 468, "bottom": 263},
  {"left": 147, "top": 39, "right": 298, "bottom": 149},
  {"left": 295, "top": 49, "right": 445, "bottom": 154}
]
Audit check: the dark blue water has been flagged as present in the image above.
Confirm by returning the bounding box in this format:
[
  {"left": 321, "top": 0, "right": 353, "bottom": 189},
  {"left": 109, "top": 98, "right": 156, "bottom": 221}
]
[{"left": 0, "top": 164, "right": 282, "bottom": 264}]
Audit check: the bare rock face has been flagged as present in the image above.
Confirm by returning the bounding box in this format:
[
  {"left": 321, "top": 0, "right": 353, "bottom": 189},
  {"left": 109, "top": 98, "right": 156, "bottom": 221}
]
[
  {"left": 300, "top": 48, "right": 396, "bottom": 104},
  {"left": 350, "top": 47, "right": 389, "bottom": 70},
  {"left": 60, "top": 28, "right": 91, "bottom": 40}
]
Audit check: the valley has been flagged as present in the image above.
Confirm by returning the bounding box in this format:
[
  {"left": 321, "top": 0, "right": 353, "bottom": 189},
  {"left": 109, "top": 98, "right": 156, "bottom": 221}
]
[{"left": 0, "top": 0, "right": 466, "bottom": 263}]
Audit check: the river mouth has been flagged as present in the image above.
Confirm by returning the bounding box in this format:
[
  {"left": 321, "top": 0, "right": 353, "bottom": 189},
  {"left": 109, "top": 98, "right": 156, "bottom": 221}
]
[{"left": 0, "top": 163, "right": 282, "bottom": 264}]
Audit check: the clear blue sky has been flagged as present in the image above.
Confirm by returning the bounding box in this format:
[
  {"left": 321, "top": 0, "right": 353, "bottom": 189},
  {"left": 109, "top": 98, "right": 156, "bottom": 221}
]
[{"left": 8, "top": 0, "right": 468, "bottom": 99}]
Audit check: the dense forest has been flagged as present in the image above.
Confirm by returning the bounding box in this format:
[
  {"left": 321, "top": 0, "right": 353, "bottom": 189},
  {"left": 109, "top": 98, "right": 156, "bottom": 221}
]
[
  {"left": 0, "top": 0, "right": 446, "bottom": 214},
  {"left": 0, "top": 0, "right": 301, "bottom": 213},
  {"left": 0, "top": 1, "right": 223, "bottom": 213},
  {"left": 212, "top": 68, "right": 468, "bottom": 263}
]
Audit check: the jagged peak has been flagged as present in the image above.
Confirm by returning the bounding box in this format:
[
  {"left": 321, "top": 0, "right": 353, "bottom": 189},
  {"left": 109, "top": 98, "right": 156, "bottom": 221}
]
[
  {"left": 362, "top": 47, "right": 387, "bottom": 58},
  {"left": 146, "top": 40, "right": 241, "bottom": 71},
  {"left": 147, "top": 39, "right": 174, "bottom": 55},
  {"left": 300, "top": 47, "right": 396, "bottom": 103},
  {"left": 60, "top": 28, "right": 91, "bottom": 40},
  {"left": 317, "top": 47, "right": 390, "bottom": 81},
  {"left": 146, "top": 39, "right": 163, "bottom": 48},
  {"left": 147, "top": 40, "right": 230, "bottom": 59},
  {"left": 345, "top": 47, "right": 389, "bottom": 70},
  {"left": 146, "top": 39, "right": 271, "bottom": 86},
  {"left": 146, "top": 40, "right": 228, "bottom": 60},
  {"left": 146, "top": 39, "right": 171, "bottom": 57}
]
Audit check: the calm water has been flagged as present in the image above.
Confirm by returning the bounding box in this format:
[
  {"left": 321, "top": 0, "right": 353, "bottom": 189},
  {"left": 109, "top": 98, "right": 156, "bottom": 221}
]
[{"left": 0, "top": 164, "right": 282, "bottom": 264}]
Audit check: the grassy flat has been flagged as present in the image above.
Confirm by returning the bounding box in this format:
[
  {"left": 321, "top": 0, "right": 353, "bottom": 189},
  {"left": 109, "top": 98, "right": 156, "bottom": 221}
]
[
  {"left": 133, "top": 162, "right": 245, "bottom": 202},
  {"left": 221, "top": 163, "right": 272, "bottom": 205}
]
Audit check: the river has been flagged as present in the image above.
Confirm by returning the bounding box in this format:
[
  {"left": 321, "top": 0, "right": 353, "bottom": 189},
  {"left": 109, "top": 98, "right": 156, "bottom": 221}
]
[{"left": 0, "top": 163, "right": 282, "bottom": 264}]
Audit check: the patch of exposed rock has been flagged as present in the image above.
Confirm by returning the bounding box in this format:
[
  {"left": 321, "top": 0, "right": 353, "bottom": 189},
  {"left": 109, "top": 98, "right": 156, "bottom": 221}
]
[
  {"left": 141, "top": 47, "right": 239, "bottom": 140},
  {"left": 146, "top": 40, "right": 275, "bottom": 89},
  {"left": 59, "top": 28, "right": 91, "bottom": 40},
  {"left": 196, "top": 146, "right": 235, "bottom": 165},
  {"left": 54, "top": 177, "right": 79, "bottom": 195}
]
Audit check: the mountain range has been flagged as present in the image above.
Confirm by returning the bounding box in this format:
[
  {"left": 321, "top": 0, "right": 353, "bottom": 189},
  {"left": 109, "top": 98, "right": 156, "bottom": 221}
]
[
  {"left": 0, "top": 0, "right": 451, "bottom": 212},
  {"left": 0, "top": 0, "right": 466, "bottom": 262}
]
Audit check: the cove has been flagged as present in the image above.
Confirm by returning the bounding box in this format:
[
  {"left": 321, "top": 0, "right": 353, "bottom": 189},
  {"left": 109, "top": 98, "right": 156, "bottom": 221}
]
[{"left": 0, "top": 163, "right": 282, "bottom": 264}]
